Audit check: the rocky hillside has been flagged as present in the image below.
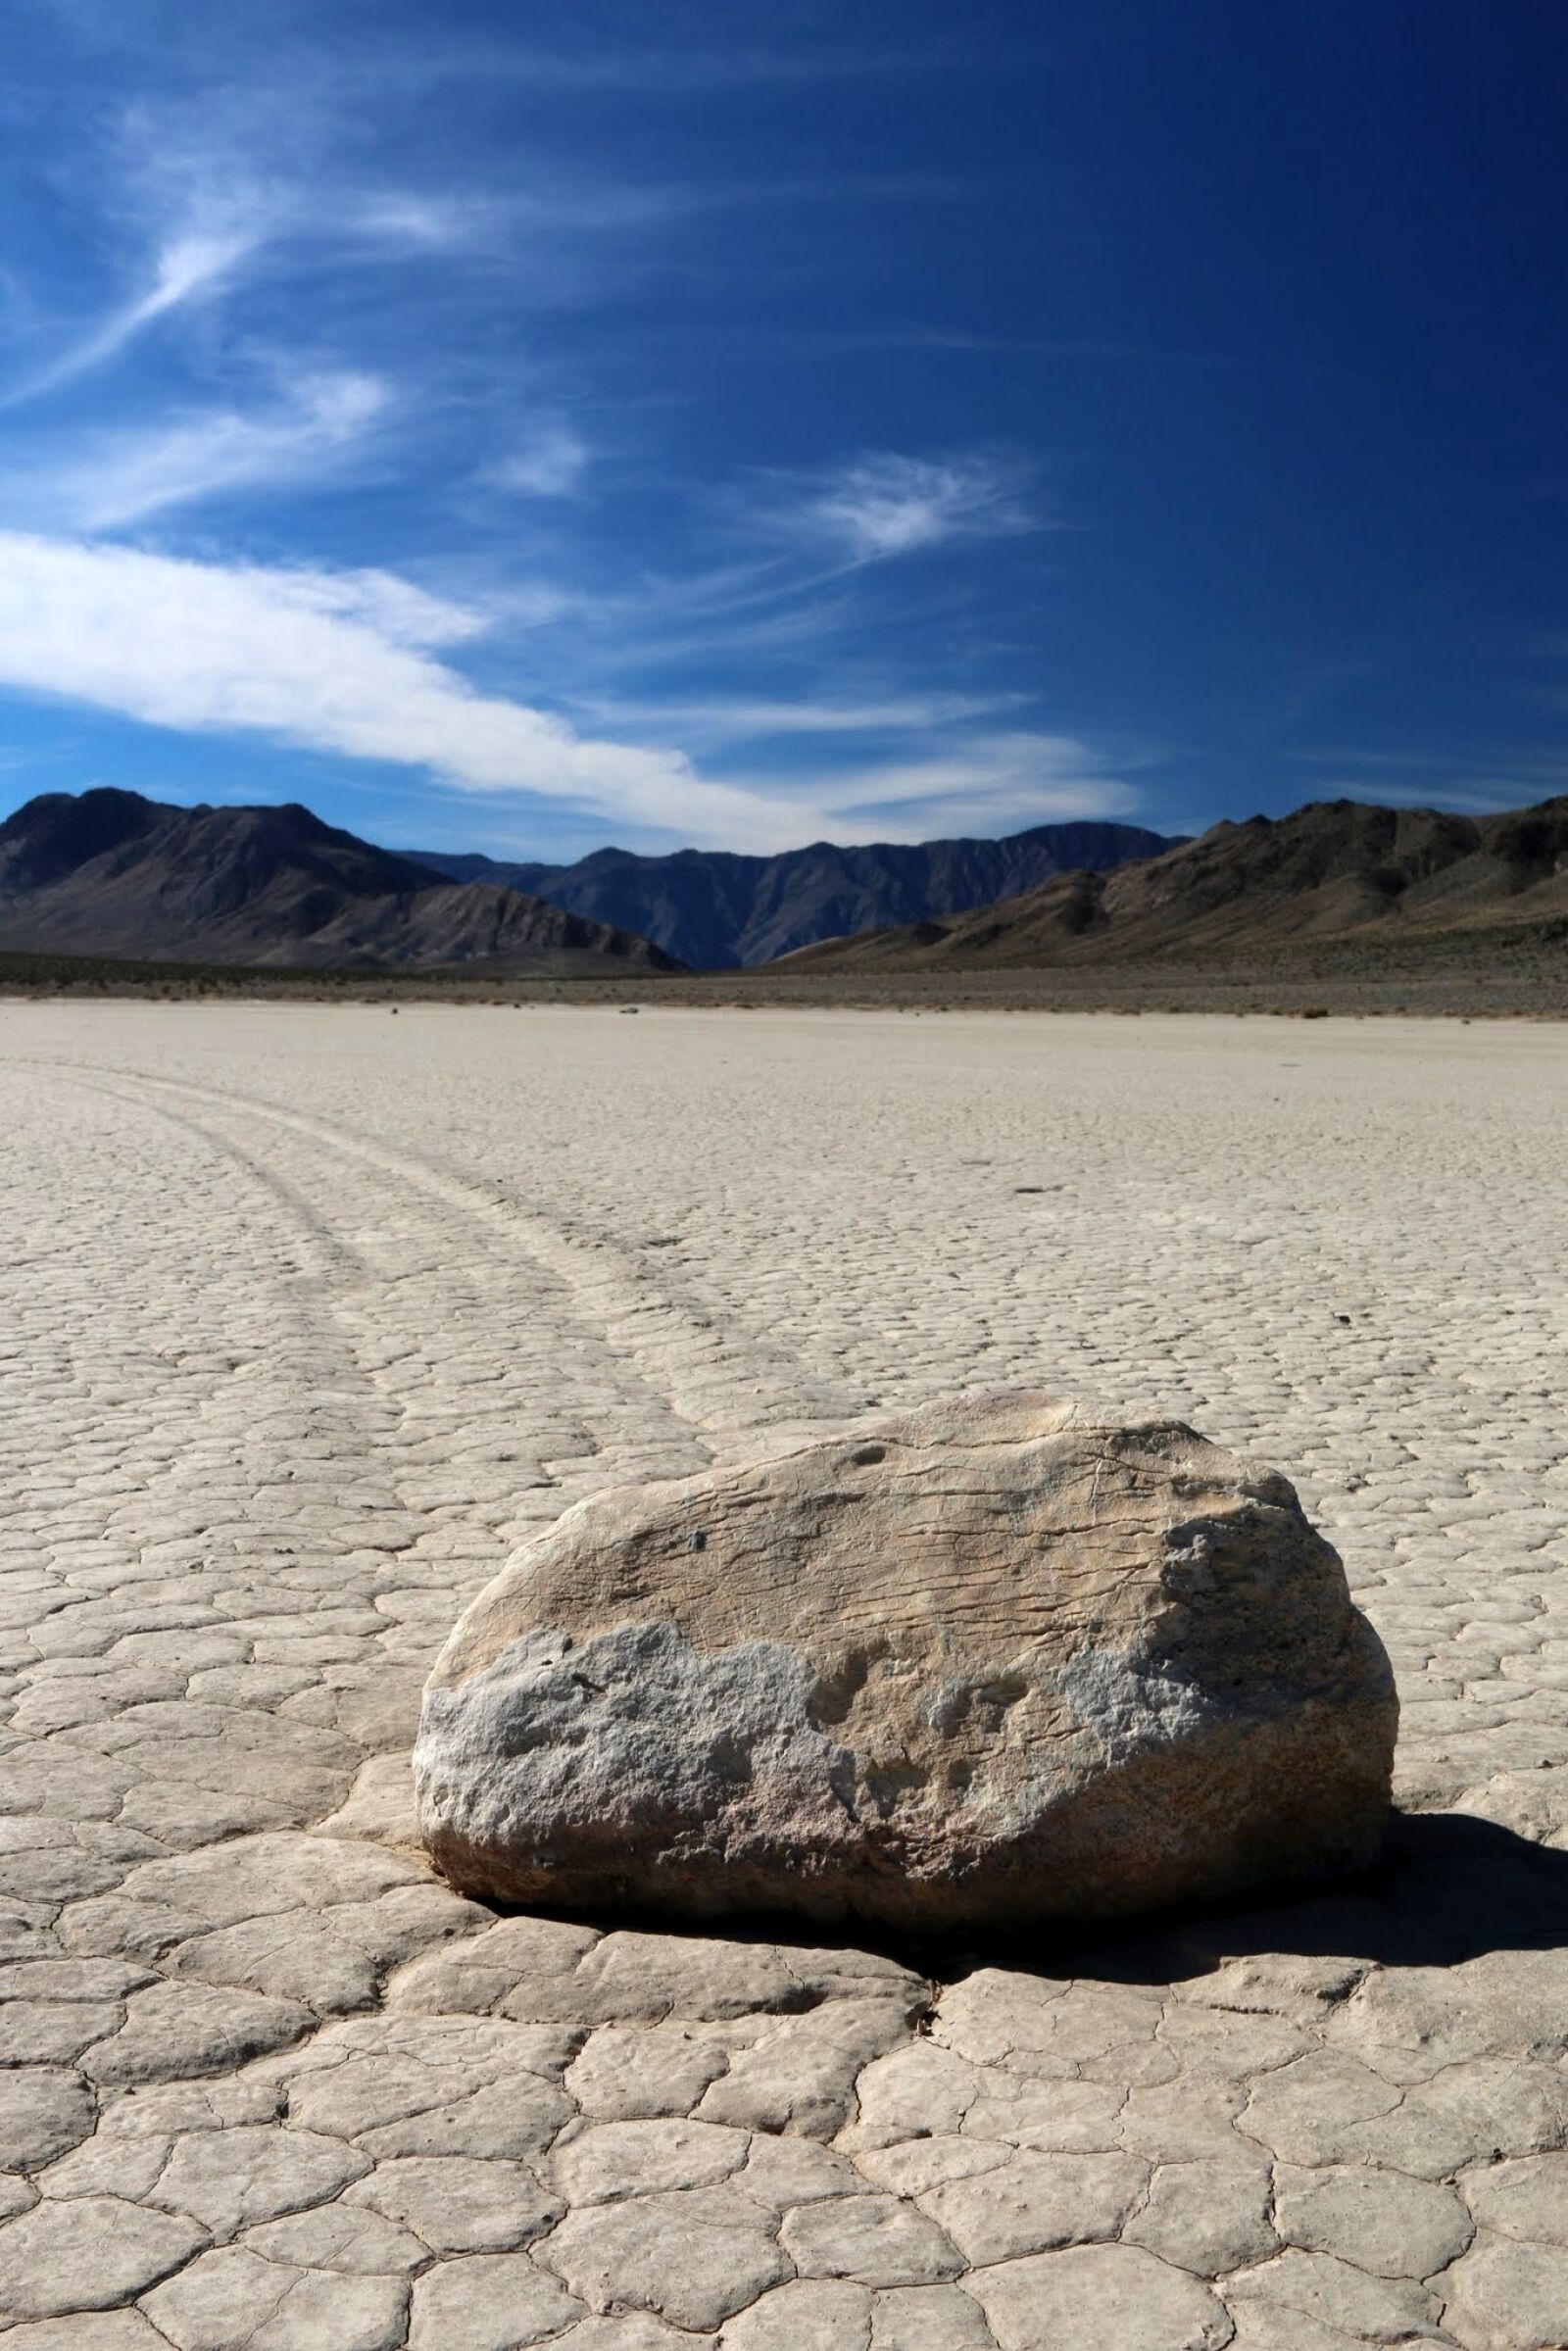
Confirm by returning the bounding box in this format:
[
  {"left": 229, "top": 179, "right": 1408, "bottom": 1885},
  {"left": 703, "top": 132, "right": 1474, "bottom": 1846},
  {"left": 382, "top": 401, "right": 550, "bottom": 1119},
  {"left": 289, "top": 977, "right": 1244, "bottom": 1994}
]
[
  {"left": 0, "top": 790, "right": 680, "bottom": 973},
  {"left": 413, "top": 819, "right": 1179, "bottom": 968},
  {"left": 778, "top": 798, "right": 1568, "bottom": 970}
]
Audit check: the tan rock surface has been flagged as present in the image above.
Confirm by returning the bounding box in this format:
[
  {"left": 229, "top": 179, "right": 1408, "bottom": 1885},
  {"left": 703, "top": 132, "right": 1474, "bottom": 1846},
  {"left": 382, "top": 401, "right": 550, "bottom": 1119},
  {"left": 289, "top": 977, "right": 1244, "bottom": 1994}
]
[
  {"left": 416, "top": 1395, "right": 1396, "bottom": 1923},
  {"left": 1, "top": 1003, "right": 1565, "bottom": 2347}
]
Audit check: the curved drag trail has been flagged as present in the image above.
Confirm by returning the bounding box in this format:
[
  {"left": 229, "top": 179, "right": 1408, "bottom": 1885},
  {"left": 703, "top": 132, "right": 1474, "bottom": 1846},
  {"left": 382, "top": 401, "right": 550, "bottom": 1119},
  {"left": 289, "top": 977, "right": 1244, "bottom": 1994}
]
[{"left": 0, "top": 1003, "right": 1565, "bottom": 2348}]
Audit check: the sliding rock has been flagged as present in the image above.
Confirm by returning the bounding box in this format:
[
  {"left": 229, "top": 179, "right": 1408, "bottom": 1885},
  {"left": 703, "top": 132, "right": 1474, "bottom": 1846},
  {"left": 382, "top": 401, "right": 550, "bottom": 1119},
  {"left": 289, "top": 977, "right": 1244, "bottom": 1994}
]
[{"left": 415, "top": 1391, "right": 1396, "bottom": 1927}]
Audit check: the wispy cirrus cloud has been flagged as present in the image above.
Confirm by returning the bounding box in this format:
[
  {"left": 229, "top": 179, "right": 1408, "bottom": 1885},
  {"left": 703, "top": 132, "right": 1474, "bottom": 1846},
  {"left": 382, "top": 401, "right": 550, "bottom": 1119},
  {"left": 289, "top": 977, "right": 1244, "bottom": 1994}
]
[
  {"left": 2, "top": 371, "right": 390, "bottom": 530},
  {"left": 768, "top": 449, "right": 1040, "bottom": 562},
  {"left": 484, "top": 422, "right": 594, "bottom": 498},
  {"left": 3, "top": 223, "right": 258, "bottom": 407},
  {"left": 0, "top": 52, "right": 682, "bottom": 412},
  {"left": 792, "top": 732, "right": 1142, "bottom": 838},
  {"left": 349, "top": 192, "right": 512, "bottom": 253},
  {"left": 572, "top": 690, "right": 1029, "bottom": 751}
]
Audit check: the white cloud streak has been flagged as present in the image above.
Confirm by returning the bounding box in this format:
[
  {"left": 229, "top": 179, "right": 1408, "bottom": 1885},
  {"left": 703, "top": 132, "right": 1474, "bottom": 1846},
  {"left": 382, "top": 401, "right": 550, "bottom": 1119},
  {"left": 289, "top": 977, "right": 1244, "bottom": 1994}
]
[
  {"left": 4, "top": 225, "right": 257, "bottom": 406},
  {"left": 574, "top": 691, "right": 1028, "bottom": 748},
  {"left": 2, "top": 373, "right": 390, "bottom": 530},
  {"left": 4, "top": 84, "right": 657, "bottom": 413},
  {"left": 0, "top": 531, "right": 802, "bottom": 849},
  {"left": 782, "top": 450, "right": 1039, "bottom": 561},
  {"left": 350, "top": 192, "right": 509, "bottom": 252},
  {"left": 794, "top": 734, "right": 1143, "bottom": 836},
  {"left": 0, "top": 534, "right": 1135, "bottom": 852}
]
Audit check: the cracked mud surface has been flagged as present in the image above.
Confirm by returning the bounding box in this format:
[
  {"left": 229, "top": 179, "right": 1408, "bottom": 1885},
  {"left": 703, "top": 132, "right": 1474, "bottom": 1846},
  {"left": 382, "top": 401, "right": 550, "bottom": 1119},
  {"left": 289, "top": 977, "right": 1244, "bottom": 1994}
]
[{"left": 1, "top": 1002, "right": 1565, "bottom": 2349}]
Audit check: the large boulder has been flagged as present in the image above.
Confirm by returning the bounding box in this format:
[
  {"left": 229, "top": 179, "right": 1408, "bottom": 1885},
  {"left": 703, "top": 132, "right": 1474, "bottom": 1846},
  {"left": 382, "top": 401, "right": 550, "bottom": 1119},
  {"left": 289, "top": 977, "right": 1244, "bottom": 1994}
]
[{"left": 415, "top": 1393, "right": 1397, "bottom": 1928}]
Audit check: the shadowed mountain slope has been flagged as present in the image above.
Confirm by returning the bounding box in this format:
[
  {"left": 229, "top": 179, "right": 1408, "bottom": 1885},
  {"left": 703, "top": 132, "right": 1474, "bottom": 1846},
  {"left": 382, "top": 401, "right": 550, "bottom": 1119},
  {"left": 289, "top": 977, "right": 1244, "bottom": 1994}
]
[
  {"left": 413, "top": 820, "right": 1179, "bottom": 968},
  {"left": 0, "top": 790, "right": 679, "bottom": 973},
  {"left": 777, "top": 798, "right": 1568, "bottom": 970}
]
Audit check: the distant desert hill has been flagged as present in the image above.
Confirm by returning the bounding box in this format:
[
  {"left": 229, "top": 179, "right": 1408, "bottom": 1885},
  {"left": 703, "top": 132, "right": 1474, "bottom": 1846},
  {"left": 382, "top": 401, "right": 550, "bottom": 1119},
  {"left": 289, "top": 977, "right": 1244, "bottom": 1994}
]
[
  {"left": 411, "top": 819, "right": 1179, "bottom": 968},
  {"left": 778, "top": 798, "right": 1568, "bottom": 971},
  {"left": 0, "top": 790, "right": 680, "bottom": 973}
]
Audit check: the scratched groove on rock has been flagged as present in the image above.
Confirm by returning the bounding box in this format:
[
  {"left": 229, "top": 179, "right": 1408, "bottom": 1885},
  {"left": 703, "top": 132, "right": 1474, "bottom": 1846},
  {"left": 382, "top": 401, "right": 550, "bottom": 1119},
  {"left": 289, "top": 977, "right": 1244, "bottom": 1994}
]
[{"left": 0, "top": 1004, "right": 1564, "bottom": 2348}]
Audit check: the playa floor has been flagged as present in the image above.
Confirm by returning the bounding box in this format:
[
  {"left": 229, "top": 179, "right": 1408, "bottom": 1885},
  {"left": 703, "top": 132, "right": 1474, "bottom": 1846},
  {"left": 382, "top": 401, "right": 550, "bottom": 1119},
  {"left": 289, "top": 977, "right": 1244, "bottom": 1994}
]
[{"left": 2, "top": 1003, "right": 1565, "bottom": 2349}]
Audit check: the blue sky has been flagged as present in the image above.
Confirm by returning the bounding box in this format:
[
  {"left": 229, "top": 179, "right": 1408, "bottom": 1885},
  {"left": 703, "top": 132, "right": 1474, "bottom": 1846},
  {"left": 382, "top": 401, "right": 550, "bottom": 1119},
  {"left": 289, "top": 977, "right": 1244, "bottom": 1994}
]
[{"left": 1, "top": 0, "right": 1565, "bottom": 858}]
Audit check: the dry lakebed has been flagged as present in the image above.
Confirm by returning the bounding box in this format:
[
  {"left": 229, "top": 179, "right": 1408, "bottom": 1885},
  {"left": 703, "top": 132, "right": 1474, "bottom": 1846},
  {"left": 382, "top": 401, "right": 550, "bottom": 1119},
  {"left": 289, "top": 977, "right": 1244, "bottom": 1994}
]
[{"left": 0, "top": 1002, "right": 1564, "bottom": 2350}]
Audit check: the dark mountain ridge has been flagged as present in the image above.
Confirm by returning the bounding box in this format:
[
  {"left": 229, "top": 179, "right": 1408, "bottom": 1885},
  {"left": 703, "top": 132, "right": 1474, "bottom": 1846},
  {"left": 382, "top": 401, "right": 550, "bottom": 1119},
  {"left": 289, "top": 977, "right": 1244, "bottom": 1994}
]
[
  {"left": 411, "top": 820, "right": 1180, "bottom": 968},
  {"left": 0, "top": 790, "right": 679, "bottom": 973},
  {"left": 780, "top": 797, "right": 1568, "bottom": 971}
]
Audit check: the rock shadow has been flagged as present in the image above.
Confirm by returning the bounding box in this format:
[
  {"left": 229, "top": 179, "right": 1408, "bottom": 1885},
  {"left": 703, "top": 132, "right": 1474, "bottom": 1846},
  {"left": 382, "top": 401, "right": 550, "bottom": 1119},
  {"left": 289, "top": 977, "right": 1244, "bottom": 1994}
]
[
  {"left": 998, "top": 1809, "right": 1568, "bottom": 1991},
  {"left": 477, "top": 1810, "right": 1568, "bottom": 1995}
]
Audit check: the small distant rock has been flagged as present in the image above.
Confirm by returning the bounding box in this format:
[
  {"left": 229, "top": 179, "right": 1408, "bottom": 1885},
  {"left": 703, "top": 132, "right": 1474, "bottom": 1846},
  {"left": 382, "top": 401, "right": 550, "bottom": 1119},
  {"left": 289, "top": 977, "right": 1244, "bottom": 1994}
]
[{"left": 415, "top": 1392, "right": 1396, "bottom": 1928}]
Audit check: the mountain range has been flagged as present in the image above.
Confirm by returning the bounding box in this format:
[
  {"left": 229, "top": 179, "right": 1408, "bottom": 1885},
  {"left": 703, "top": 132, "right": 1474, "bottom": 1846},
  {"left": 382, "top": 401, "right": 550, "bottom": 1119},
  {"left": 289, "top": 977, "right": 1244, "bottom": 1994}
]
[
  {"left": 780, "top": 798, "right": 1568, "bottom": 970},
  {"left": 5, "top": 786, "right": 1561, "bottom": 985},
  {"left": 0, "top": 790, "right": 679, "bottom": 974},
  {"left": 409, "top": 821, "right": 1179, "bottom": 969},
  {"left": 0, "top": 791, "right": 1176, "bottom": 974}
]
